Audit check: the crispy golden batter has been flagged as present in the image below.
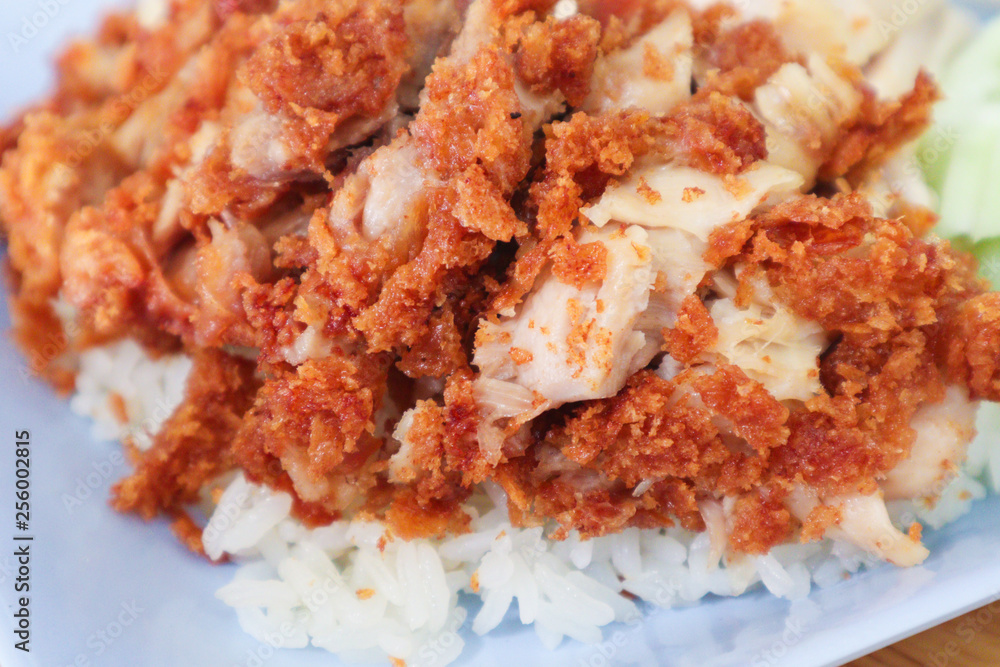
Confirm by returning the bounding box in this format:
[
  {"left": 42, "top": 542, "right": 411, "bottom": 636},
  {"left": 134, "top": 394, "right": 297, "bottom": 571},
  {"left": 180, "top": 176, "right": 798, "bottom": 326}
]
[
  {"left": 729, "top": 487, "right": 791, "bottom": 554},
  {"left": 513, "top": 15, "right": 601, "bottom": 106},
  {"left": 231, "top": 352, "right": 390, "bottom": 518},
  {"left": 112, "top": 349, "right": 258, "bottom": 520},
  {"left": 663, "top": 294, "right": 717, "bottom": 364},
  {"left": 696, "top": 17, "right": 798, "bottom": 100},
  {"left": 821, "top": 72, "right": 939, "bottom": 184},
  {"left": 942, "top": 293, "right": 1000, "bottom": 401}
]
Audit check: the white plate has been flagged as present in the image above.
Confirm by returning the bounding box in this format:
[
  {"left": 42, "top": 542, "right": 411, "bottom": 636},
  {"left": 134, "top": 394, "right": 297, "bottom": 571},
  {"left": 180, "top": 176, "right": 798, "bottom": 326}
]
[{"left": 2, "top": 3, "right": 1000, "bottom": 666}]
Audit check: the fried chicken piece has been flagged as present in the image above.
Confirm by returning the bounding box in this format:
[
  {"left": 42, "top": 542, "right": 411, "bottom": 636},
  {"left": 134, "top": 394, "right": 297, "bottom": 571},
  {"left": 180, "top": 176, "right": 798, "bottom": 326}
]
[
  {"left": 6, "top": 0, "right": 1000, "bottom": 568},
  {"left": 231, "top": 351, "right": 391, "bottom": 517},
  {"left": 184, "top": 0, "right": 415, "bottom": 220}
]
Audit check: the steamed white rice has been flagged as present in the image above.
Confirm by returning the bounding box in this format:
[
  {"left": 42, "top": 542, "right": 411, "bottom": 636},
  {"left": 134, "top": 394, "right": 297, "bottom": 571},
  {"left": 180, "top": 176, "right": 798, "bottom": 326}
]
[
  {"left": 69, "top": 339, "right": 191, "bottom": 449},
  {"left": 68, "top": 343, "right": 1000, "bottom": 666}
]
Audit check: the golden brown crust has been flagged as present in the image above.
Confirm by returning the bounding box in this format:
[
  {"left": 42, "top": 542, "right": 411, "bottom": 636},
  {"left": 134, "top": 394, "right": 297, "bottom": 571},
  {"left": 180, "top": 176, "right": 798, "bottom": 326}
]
[
  {"left": 729, "top": 487, "right": 791, "bottom": 554},
  {"left": 243, "top": 1, "right": 408, "bottom": 141},
  {"left": 513, "top": 15, "right": 602, "bottom": 107},
  {"left": 414, "top": 44, "right": 532, "bottom": 190},
  {"left": 550, "top": 236, "right": 609, "bottom": 288},
  {"left": 820, "top": 72, "right": 938, "bottom": 184},
  {"left": 351, "top": 186, "right": 495, "bottom": 368},
  {"left": 112, "top": 349, "right": 258, "bottom": 519},
  {"left": 557, "top": 371, "right": 727, "bottom": 488},
  {"left": 663, "top": 294, "right": 717, "bottom": 364},
  {"left": 232, "top": 352, "right": 390, "bottom": 514},
  {"left": 170, "top": 511, "right": 211, "bottom": 558},
  {"left": 799, "top": 503, "right": 842, "bottom": 544},
  {"left": 692, "top": 364, "right": 789, "bottom": 456},
  {"left": 696, "top": 19, "right": 798, "bottom": 100},
  {"left": 940, "top": 292, "right": 1000, "bottom": 402}
]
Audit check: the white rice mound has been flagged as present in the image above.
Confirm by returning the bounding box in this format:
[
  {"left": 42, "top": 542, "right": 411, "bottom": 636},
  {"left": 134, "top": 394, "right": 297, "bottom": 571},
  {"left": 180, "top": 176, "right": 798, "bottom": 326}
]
[
  {"left": 69, "top": 340, "right": 191, "bottom": 449},
  {"left": 68, "top": 344, "right": 1000, "bottom": 666}
]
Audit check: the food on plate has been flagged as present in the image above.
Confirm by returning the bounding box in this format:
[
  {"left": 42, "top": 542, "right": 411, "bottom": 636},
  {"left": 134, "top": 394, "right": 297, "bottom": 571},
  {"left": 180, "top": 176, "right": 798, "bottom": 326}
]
[{"left": 2, "top": 0, "right": 1000, "bottom": 662}]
